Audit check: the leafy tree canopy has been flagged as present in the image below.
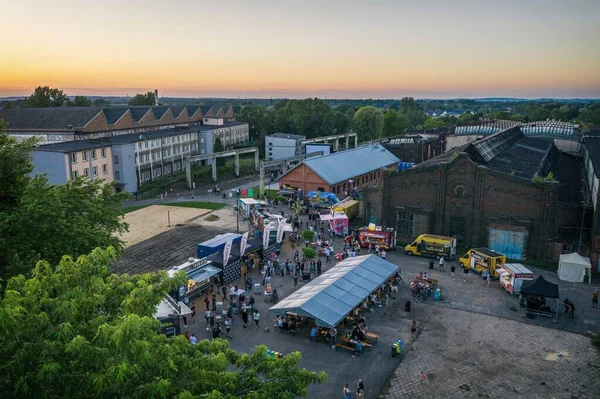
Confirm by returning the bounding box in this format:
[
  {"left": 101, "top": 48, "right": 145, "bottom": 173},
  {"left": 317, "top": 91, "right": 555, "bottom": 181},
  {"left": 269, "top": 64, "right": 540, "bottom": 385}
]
[
  {"left": 72, "top": 95, "right": 92, "bottom": 107},
  {"left": 92, "top": 98, "right": 111, "bottom": 107},
  {"left": 23, "top": 86, "right": 70, "bottom": 108},
  {"left": 0, "top": 247, "right": 326, "bottom": 397},
  {"left": 129, "top": 91, "right": 156, "bottom": 106},
  {"left": 352, "top": 106, "right": 383, "bottom": 141}
]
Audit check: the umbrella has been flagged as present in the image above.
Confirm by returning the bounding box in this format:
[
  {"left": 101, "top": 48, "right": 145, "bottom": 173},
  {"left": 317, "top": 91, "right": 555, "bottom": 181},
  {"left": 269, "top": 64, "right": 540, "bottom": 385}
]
[
  {"left": 306, "top": 191, "right": 317, "bottom": 198},
  {"left": 319, "top": 192, "right": 330, "bottom": 199}
]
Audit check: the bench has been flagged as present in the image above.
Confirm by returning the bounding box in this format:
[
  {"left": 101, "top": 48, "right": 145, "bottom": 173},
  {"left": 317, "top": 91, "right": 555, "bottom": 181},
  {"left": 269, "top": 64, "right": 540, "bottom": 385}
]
[
  {"left": 365, "top": 332, "right": 379, "bottom": 340},
  {"left": 335, "top": 343, "right": 355, "bottom": 351}
]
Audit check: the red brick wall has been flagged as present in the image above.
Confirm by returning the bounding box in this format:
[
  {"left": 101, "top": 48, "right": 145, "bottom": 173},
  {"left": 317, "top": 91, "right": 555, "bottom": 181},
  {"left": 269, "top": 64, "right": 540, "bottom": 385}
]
[
  {"left": 82, "top": 112, "right": 108, "bottom": 132},
  {"left": 279, "top": 164, "right": 330, "bottom": 193},
  {"left": 109, "top": 111, "right": 134, "bottom": 131},
  {"left": 135, "top": 110, "right": 155, "bottom": 128}
]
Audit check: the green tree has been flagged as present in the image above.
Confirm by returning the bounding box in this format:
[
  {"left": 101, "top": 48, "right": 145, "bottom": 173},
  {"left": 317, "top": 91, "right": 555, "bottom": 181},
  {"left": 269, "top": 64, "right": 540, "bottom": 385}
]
[
  {"left": 529, "top": 107, "right": 551, "bottom": 122},
  {"left": 301, "top": 229, "right": 315, "bottom": 243},
  {"left": 72, "top": 95, "right": 92, "bottom": 107},
  {"left": 0, "top": 175, "right": 130, "bottom": 279},
  {"left": 92, "top": 98, "right": 111, "bottom": 107},
  {"left": 423, "top": 118, "right": 446, "bottom": 129},
  {"left": 0, "top": 132, "right": 37, "bottom": 211},
  {"left": 0, "top": 247, "right": 326, "bottom": 397},
  {"left": 302, "top": 247, "right": 316, "bottom": 260},
  {"left": 129, "top": 91, "right": 156, "bottom": 106},
  {"left": 332, "top": 111, "right": 351, "bottom": 134},
  {"left": 578, "top": 104, "right": 600, "bottom": 125},
  {"left": 405, "top": 108, "right": 427, "bottom": 128},
  {"left": 213, "top": 137, "right": 226, "bottom": 166},
  {"left": 382, "top": 110, "right": 399, "bottom": 137},
  {"left": 1, "top": 101, "right": 14, "bottom": 109},
  {"left": 400, "top": 97, "right": 417, "bottom": 112},
  {"left": 23, "top": 86, "right": 70, "bottom": 108},
  {"left": 352, "top": 106, "right": 383, "bottom": 141}
]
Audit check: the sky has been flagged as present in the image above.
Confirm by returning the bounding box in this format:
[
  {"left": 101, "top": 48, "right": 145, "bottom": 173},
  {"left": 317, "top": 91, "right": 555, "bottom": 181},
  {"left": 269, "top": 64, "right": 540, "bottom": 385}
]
[{"left": 1, "top": 0, "right": 599, "bottom": 99}]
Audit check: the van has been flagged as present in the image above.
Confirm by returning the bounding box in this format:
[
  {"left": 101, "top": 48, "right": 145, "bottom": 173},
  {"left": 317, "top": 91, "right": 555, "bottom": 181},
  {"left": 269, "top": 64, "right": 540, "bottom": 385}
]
[
  {"left": 404, "top": 234, "right": 456, "bottom": 260},
  {"left": 459, "top": 248, "right": 506, "bottom": 277}
]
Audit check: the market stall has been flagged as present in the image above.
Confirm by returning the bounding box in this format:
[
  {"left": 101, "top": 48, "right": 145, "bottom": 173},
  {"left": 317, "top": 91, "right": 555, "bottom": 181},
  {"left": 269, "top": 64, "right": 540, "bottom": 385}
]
[
  {"left": 357, "top": 225, "right": 396, "bottom": 250},
  {"left": 557, "top": 252, "right": 592, "bottom": 284},
  {"left": 496, "top": 263, "right": 534, "bottom": 294},
  {"left": 334, "top": 198, "right": 359, "bottom": 220},
  {"left": 520, "top": 276, "right": 560, "bottom": 321},
  {"left": 319, "top": 212, "right": 349, "bottom": 236}
]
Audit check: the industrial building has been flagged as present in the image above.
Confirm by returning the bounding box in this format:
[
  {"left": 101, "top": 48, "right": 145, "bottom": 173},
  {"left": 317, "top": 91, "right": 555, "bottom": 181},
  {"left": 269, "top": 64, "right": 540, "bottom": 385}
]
[
  {"left": 265, "top": 133, "right": 306, "bottom": 161},
  {"left": 279, "top": 144, "right": 399, "bottom": 195}
]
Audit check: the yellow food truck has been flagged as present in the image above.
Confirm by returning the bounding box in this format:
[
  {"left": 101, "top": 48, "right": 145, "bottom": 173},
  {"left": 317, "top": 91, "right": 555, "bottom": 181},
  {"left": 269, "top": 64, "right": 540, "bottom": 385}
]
[
  {"left": 459, "top": 248, "right": 507, "bottom": 277},
  {"left": 333, "top": 198, "right": 359, "bottom": 220},
  {"left": 404, "top": 234, "right": 457, "bottom": 260}
]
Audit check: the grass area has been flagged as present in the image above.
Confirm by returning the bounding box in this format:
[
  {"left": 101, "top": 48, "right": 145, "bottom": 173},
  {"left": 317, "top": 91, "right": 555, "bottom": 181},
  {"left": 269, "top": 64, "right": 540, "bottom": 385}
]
[{"left": 123, "top": 201, "right": 226, "bottom": 214}]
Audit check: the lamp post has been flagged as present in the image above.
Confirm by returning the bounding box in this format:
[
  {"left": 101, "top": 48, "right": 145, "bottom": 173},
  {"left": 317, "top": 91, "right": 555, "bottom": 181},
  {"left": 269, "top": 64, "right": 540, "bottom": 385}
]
[{"left": 235, "top": 188, "right": 241, "bottom": 234}]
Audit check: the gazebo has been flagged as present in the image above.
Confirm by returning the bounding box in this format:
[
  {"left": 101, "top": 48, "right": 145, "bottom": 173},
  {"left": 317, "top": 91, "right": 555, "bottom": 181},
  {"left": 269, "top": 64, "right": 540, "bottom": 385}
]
[
  {"left": 520, "top": 276, "right": 560, "bottom": 321},
  {"left": 269, "top": 255, "right": 398, "bottom": 327}
]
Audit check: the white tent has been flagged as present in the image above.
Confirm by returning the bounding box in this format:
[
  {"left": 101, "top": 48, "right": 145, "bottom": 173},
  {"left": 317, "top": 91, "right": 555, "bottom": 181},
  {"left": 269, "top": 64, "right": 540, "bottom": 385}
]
[{"left": 557, "top": 253, "right": 592, "bottom": 284}]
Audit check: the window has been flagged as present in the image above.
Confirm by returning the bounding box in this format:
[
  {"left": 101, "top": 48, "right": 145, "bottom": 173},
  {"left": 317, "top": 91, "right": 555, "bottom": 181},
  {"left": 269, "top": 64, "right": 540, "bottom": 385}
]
[
  {"left": 82, "top": 151, "right": 88, "bottom": 161},
  {"left": 92, "top": 166, "right": 98, "bottom": 177},
  {"left": 145, "top": 154, "right": 149, "bottom": 162},
  {"left": 70, "top": 153, "right": 77, "bottom": 164},
  {"left": 102, "top": 164, "right": 108, "bottom": 174},
  {"left": 84, "top": 168, "right": 89, "bottom": 177},
  {"left": 71, "top": 170, "right": 78, "bottom": 180},
  {"left": 114, "top": 171, "right": 120, "bottom": 180},
  {"left": 144, "top": 141, "right": 148, "bottom": 149},
  {"left": 91, "top": 150, "right": 97, "bottom": 160},
  {"left": 201, "top": 137, "right": 204, "bottom": 144},
  {"left": 101, "top": 148, "right": 106, "bottom": 158},
  {"left": 113, "top": 155, "right": 119, "bottom": 164}
]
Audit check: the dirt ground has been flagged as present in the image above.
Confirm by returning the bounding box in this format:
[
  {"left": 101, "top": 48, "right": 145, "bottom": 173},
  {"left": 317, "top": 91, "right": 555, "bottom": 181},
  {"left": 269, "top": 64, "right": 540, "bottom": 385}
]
[
  {"left": 187, "top": 207, "right": 240, "bottom": 231},
  {"left": 121, "top": 205, "right": 212, "bottom": 247}
]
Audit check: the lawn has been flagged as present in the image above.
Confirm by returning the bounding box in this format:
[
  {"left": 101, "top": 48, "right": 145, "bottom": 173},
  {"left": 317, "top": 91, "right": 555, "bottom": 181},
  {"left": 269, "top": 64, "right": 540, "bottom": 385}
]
[{"left": 123, "top": 201, "right": 226, "bottom": 214}]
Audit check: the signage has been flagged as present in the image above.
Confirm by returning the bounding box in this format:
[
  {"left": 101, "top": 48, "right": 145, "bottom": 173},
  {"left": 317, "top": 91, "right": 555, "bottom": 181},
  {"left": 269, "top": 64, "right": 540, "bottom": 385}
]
[
  {"left": 263, "top": 227, "right": 270, "bottom": 250},
  {"left": 223, "top": 240, "right": 233, "bottom": 267},
  {"left": 181, "top": 258, "right": 208, "bottom": 274},
  {"left": 240, "top": 232, "right": 249, "bottom": 257},
  {"left": 276, "top": 220, "right": 285, "bottom": 244},
  {"left": 241, "top": 188, "right": 248, "bottom": 197},
  {"left": 160, "top": 316, "right": 180, "bottom": 337}
]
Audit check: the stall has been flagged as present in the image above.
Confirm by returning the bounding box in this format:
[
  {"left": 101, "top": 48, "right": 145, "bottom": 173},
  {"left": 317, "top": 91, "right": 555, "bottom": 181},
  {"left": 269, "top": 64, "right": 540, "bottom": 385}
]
[
  {"left": 557, "top": 252, "right": 592, "bottom": 284},
  {"left": 459, "top": 248, "right": 506, "bottom": 277},
  {"left": 334, "top": 198, "right": 359, "bottom": 220},
  {"left": 238, "top": 198, "right": 267, "bottom": 219},
  {"left": 167, "top": 257, "right": 222, "bottom": 301},
  {"left": 320, "top": 212, "right": 349, "bottom": 236},
  {"left": 155, "top": 294, "right": 193, "bottom": 337},
  {"left": 357, "top": 225, "right": 396, "bottom": 250},
  {"left": 197, "top": 233, "right": 242, "bottom": 259},
  {"left": 496, "top": 263, "right": 534, "bottom": 294},
  {"left": 520, "top": 276, "right": 560, "bottom": 321}
]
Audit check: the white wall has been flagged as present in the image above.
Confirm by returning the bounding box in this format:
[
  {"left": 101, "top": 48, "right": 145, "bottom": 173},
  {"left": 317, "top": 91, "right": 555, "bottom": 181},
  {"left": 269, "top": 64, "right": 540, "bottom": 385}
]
[{"left": 266, "top": 136, "right": 298, "bottom": 160}]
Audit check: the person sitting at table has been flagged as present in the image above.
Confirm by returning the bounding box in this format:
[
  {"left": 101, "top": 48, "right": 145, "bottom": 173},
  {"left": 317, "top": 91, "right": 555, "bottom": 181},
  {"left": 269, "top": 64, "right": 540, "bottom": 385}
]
[
  {"left": 416, "top": 271, "right": 424, "bottom": 280},
  {"left": 352, "top": 340, "right": 363, "bottom": 357},
  {"left": 277, "top": 317, "right": 284, "bottom": 330}
]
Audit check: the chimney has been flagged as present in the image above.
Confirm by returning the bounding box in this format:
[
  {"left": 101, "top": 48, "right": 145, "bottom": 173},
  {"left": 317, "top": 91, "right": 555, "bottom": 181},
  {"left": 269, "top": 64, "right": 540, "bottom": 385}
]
[{"left": 154, "top": 89, "right": 159, "bottom": 106}]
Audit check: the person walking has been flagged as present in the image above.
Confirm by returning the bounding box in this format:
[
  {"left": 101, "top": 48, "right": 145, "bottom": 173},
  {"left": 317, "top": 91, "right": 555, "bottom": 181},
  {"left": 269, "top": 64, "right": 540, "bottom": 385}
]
[
  {"left": 411, "top": 320, "right": 417, "bottom": 340},
  {"left": 293, "top": 274, "right": 299, "bottom": 288},
  {"left": 450, "top": 264, "right": 456, "bottom": 280},
  {"left": 593, "top": 289, "right": 599, "bottom": 309},
  {"left": 222, "top": 285, "right": 227, "bottom": 300},
  {"left": 343, "top": 383, "right": 352, "bottom": 399},
  {"left": 190, "top": 304, "right": 196, "bottom": 323},
  {"left": 481, "top": 270, "right": 488, "bottom": 286},
  {"left": 241, "top": 307, "right": 249, "bottom": 328},
  {"left": 325, "top": 247, "right": 331, "bottom": 263},
  {"left": 569, "top": 300, "right": 575, "bottom": 319},
  {"left": 357, "top": 379, "right": 365, "bottom": 395},
  {"left": 205, "top": 309, "right": 211, "bottom": 331},
  {"left": 486, "top": 270, "right": 491, "bottom": 287},
  {"left": 253, "top": 310, "right": 261, "bottom": 329},
  {"left": 439, "top": 256, "right": 445, "bottom": 271},
  {"left": 204, "top": 294, "right": 210, "bottom": 311},
  {"left": 419, "top": 371, "right": 426, "bottom": 383},
  {"left": 317, "top": 259, "right": 322, "bottom": 275},
  {"left": 224, "top": 316, "right": 233, "bottom": 338},
  {"left": 380, "top": 249, "right": 387, "bottom": 260}
]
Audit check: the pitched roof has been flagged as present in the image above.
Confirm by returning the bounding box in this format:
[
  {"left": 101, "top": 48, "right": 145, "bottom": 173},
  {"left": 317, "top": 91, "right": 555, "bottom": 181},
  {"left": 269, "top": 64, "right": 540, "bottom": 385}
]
[
  {"left": 187, "top": 105, "right": 200, "bottom": 116},
  {"left": 152, "top": 106, "right": 169, "bottom": 120},
  {"left": 130, "top": 107, "right": 152, "bottom": 122},
  {"left": 102, "top": 107, "right": 129, "bottom": 124},
  {"left": 201, "top": 106, "right": 214, "bottom": 117},
  {"left": 170, "top": 105, "right": 186, "bottom": 118},
  {"left": 289, "top": 144, "right": 400, "bottom": 185},
  {"left": 0, "top": 107, "right": 102, "bottom": 130}
]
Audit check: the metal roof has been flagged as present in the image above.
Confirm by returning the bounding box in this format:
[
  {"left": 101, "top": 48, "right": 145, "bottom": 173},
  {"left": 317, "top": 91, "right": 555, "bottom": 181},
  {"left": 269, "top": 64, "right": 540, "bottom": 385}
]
[
  {"left": 299, "top": 144, "right": 400, "bottom": 185},
  {"left": 269, "top": 255, "right": 398, "bottom": 327},
  {"left": 268, "top": 133, "right": 306, "bottom": 141}
]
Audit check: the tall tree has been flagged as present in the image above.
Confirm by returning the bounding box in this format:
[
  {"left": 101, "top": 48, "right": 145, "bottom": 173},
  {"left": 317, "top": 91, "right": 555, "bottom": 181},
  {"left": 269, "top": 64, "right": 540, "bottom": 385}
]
[
  {"left": 400, "top": 97, "right": 417, "bottom": 112},
  {"left": 332, "top": 111, "right": 351, "bottom": 134},
  {"left": 129, "top": 91, "right": 156, "bottom": 106},
  {"left": 352, "top": 106, "right": 383, "bottom": 141},
  {"left": 213, "top": 137, "right": 226, "bottom": 166},
  {"left": 72, "top": 96, "right": 92, "bottom": 107},
  {"left": 423, "top": 117, "right": 446, "bottom": 129},
  {"left": 23, "top": 86, "right": 70, "bottom": 108},
  {"left": 92, "top": 98, "right": 111, "bottom": 107},
  {"left": 0, "top": 131, "right": 36, "bottom": 211},
  {"left": 0, "top": 247, "right": 326, "bottom": 397}
]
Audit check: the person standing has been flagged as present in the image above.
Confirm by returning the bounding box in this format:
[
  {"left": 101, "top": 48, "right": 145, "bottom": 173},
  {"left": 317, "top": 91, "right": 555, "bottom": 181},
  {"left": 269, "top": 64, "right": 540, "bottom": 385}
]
[
  {"left": 293, "top": 274, "right": 299, "bottom": 288},
  {"left": 241, "top": 307, "right": 249, "bottom": 328},
  {"left": 593, "top": 289, "right": 599, "bottom": 309},
  {"left": 481, "top": 270, "right": 488, "bottom": 286},
  {"left": 182, "top": 314, "right": 188, "bottom": 329},
  {"left": 325, "top": 247, "right": 331, "bottom": 263},
  {"left": 205, "top": 309, "right": 211, "bottom": 331},
  {"left": 450, "top": 264, "right": 456, "bottom": 280},
  {"left": 439, "top": 256, "right": 445, "bottom": 271},
  {"left": 381, "top": 249, "right": 387, "bottom": 260},
  {"left": 317, "top": 259, "right": 322, "bottom": 275},
  {"left": 343, "top": 384, "right": 352, "bottom": 399},
  {"left": 419, "top": 371, "right": 426, "bottom": 383},
  {"left": 184, "top": 331, "right": 190, "bottom": 342},
  {"left": 411, "top": 320, "right": 417, "bottom": 340},
  {"left": 224, "top": 316, "right": 233, "bottom": 338},
  {"left": 357, "top": 378, "right": 365, "bottom": 395},
  {"left": 190, "top": 305, "right": 196, "bottom": 323},
  {"left": 253, "top": 310, "right": 261, "bottom": 329},
  {"left": 486, "top": 270, "right": 491, "bottom": 287},
  {"left": 569, "top": 300, "right": 575, "bottom": 318},
  {"left": 189, "top": 333, "right": 197, "bottom": 345},
  {"left": 222, "top": 284, "right": 227, "bottom": 300},
  {"left": 204, "top": 294, "right": 210, "bottom": 311}
]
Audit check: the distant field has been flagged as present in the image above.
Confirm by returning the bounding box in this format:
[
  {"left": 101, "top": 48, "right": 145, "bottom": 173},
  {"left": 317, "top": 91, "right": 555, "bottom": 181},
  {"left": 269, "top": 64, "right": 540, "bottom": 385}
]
[{"left": 123, "top": 202, "right": 225, "bottom": 214}]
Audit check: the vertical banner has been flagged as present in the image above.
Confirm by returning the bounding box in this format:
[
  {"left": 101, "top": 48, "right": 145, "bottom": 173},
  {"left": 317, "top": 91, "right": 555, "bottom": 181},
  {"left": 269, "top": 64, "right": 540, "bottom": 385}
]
[
  {"left": 240, "top": 232, "right": 249, "bottom": 258},
  {"left": 223, "top": 240, "right": 233, "bottom": 267},
  {"left": 276, "top": 220, "right": 285, "bottom": 244},
  {"left": 263, "top": 227, "right": 270, "bottom": 250}
]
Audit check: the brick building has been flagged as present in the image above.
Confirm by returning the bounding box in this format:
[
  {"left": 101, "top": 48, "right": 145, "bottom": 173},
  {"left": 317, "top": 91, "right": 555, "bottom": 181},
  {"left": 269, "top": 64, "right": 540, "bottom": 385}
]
[
  {"left": 365, "top": 127, "right": 584, "bottom": 262},
  {"left": 279, "top": 144, "right": 399, "bottom": 195}
]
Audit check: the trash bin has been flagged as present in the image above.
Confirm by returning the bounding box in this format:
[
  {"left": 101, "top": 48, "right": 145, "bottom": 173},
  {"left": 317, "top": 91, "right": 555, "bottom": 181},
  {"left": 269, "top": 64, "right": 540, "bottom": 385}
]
[
  {"left": 404, "top": 300, "right": 411, "bottom": 312},
  {"left": 464, "top": 268, "right": 469, "bottom": 275},
  {"left": 429, "top": 260, "right": 434, "bottom": 270}
]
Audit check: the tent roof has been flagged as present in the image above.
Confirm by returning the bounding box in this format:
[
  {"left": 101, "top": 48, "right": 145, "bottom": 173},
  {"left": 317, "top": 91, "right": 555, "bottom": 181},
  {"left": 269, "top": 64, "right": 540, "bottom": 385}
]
[
  {"left": 559, "top": 252, "right": 591, "bottom": 267},
  {"left": 520, "top": 276, "right": 560, "bottom": 298},
  {"left": 269, "top": 255, "right": 398, "bottom": 327}
]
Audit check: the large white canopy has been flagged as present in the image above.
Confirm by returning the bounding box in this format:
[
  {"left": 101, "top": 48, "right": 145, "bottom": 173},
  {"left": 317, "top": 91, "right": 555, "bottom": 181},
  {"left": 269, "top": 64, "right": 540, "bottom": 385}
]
[
  {"left": 269, "top": 254, "right": 398, "bottom": 327},
  {"left": 558, "top": 252, "right": 591, "bottom": 284}
]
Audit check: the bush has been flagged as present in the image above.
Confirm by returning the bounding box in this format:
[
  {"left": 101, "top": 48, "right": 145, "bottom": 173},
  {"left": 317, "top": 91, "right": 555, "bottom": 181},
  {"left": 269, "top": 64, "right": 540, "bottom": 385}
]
[
  {"left": 301, "top": 229, "right": 315, "bottom": 243},
  {"left": 302, "top": 247, "right": 316, "bottom": 259}
]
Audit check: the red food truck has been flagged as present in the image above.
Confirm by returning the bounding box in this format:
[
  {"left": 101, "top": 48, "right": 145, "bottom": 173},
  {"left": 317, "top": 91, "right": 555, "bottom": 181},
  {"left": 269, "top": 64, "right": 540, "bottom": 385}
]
[{"left": 357, "top": 226, "right": 397, "bottom": 250}]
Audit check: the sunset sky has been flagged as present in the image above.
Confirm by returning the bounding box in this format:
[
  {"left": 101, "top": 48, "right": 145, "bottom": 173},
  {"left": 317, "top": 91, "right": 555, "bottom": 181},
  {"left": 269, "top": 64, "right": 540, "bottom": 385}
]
[{"left": 1, "top": 0, "right": 599, "bottom": 99}]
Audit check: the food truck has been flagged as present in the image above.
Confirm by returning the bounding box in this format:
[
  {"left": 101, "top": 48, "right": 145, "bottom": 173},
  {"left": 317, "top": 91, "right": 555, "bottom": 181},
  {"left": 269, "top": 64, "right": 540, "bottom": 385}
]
[
  {"left": 459, "top": 248, "right": 506, "bottom": 277},
  {"left": 333, "top": 198, "right": 359, "bottom": 220},
  {"left": 320, "top": 211, "right": 349, "bottom": 236},
  {"left": 404, "top": 234, "right": 456, "bottom": 260},
  {"left": 496, "top": 263, "right": 534, "bottom": 294},
  {"left": 358, "top": 225, "right": 397, "bottom": 250}
]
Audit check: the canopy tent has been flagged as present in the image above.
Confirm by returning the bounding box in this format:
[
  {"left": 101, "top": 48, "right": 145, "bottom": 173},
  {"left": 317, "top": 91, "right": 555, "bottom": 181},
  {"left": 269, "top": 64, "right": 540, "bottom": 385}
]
[
  {"left": 558, "top": 252, "right": 592, "bottom": 284},
  {"left": 520, "top": 276, "right": 559, "bottom": 298},
  {"left": 269, "top": 254, "right": 398, "bottom": 327}
]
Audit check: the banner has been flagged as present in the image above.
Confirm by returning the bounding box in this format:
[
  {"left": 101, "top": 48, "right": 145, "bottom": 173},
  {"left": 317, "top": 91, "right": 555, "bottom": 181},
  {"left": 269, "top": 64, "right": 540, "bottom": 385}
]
[
  {"left": 263, "top": 227, "right": 270, "bottom": 250},
  {"left": 223, "top": 240, "right": 233, "bottom": 267},
  {"left": 240, "top": 232, "right": 249, "bottom": 258},
  {"left": 276, "top": 220, "right": 285, "bottom": 244}
]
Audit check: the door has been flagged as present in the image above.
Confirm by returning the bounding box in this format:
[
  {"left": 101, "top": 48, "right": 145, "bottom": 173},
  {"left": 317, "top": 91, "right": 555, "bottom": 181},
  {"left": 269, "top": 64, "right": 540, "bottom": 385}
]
[
  {"left": 450, "top": 217, "right": 466, "bottom": 246},
  {"left": 488, "top": 228, "right": 526, "bottom": 260}
]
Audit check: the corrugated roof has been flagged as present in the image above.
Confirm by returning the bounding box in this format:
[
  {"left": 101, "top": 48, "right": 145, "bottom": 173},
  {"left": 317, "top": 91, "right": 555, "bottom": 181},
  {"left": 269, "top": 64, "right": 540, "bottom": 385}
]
[
  {"left": 269, "top": 255, "right": 398, "bottom": 327},
  {"left": 268, "top": 133, "right": 306, "bottom": 141},
  {"left": 299, "top": 144, "right": 400, "bottom": 185}
]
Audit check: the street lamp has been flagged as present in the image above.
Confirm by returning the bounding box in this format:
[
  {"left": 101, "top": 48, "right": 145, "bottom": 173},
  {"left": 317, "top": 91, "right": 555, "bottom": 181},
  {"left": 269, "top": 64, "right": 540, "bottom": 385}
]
[{"left": 235, "top": 188, "right": 241, "bottom": 234}]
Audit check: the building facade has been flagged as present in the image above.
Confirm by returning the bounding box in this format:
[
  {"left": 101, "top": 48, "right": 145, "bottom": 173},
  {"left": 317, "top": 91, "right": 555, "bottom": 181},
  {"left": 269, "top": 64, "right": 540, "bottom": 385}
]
[{"left": 265, "top": 133, "right": 306, "bottom": 161}]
